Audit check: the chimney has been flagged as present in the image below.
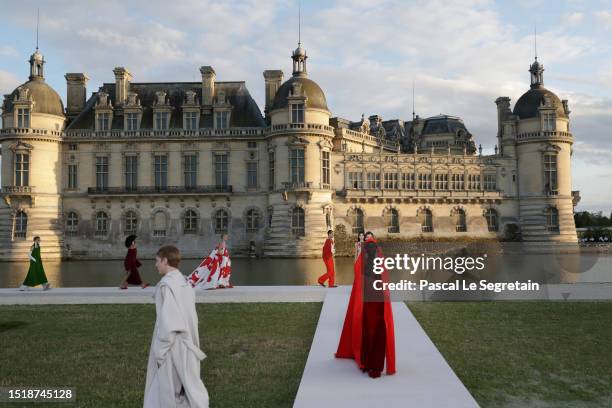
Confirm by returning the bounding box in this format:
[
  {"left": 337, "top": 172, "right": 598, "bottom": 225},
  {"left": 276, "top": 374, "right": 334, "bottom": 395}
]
[
  {"left": 495, "top": 97, "right": 511, "bottom": 137},
  {"left": 113, "top": 67, "right": 132, "bottom": 105},
  {"left": 561, "top": 99, "right": 571, "bottom": 116},
  {"left": 200, "top": 66, "right": 216, "bottom": 106},
  {"left": 65, "top": 73, "right": 89, "bottom": 119},
  {"left": 263, "top": 70, "right": 284, "bottom": 117}
]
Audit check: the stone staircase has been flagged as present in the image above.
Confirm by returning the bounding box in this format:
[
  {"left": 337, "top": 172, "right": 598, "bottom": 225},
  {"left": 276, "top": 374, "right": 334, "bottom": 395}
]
[
  {"left": 519, "top": 199, "right": 577, "bottom": 244},
  {"left": 264, "top": 202, "right": 329, "bottom": 257}
]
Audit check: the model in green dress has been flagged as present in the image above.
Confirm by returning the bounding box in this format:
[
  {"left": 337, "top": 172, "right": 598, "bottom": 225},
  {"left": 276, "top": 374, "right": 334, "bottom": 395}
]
[{"left": 20, "top": 236, "right": 51, "bottom": 291}]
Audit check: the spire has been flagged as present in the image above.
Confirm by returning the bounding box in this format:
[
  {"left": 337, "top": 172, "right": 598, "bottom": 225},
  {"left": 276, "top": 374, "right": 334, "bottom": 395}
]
[
  {"left": 528, "top": 26, "right": 544, "bottom": 88},
  {"left": 412, "top": 78, "right": 416, "bottom": 121},
  {"left": 29, "top": 8, "right": 45, "bottom": 81},
  {"left": 291, "top": 0, "right": 307, "bottom": 77}
]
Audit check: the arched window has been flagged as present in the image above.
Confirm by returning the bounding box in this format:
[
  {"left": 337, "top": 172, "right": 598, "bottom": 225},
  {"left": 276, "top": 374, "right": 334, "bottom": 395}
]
[
  {"left": 124, "top": 210, "right": 138, "bottom": 234},
  {"left": 152, "top": 211, "right": 167, "bottom": 237},
  {"left": 454, "top": 208, "right": 467, "bottom": 232},
  {"left": 214, "top": 209, "right": 229, "bottom": 234},
  {"left": 14, "top": 211, "right": 27, "bottom": 239},
  {"left": 545, "top": 207, "right": 559, "bottom": 233},
  {"left": 387, "top": 208, "right": 400, "bottom": 233},
  {"left": 95, "top": 211, "right": 109, "bottom": 237},
  {"left": 419, "top": 208, "right": 433, "bottom": 233},
  {"left": 183, "top": 209, "right": 198, "bottom": 234},
  {"left": 246, "top": 209, "right": 260, "bottom": 233},
  {"left": 66, "top": 211, "right": 79, "bottom": 236},
  {"left": 485, "top": 209, "right": 498, "bottom": 232},
  {"left": 291, "top": 207, "right": 305, "bottom": 237},
  {"left": 351, "top": 208, "right": 364, "bottom": 234}
]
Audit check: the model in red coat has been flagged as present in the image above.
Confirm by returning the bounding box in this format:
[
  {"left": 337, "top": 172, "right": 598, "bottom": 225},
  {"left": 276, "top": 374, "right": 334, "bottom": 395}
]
[
  {"left": 318, "top": 230, "right": 337, "bottom": 287},
  {"left": 120, "top": 235, "right": 149, "bottom": 290},
  {"left": 335, "top": 232, "right": 396, "bottom": 378}
]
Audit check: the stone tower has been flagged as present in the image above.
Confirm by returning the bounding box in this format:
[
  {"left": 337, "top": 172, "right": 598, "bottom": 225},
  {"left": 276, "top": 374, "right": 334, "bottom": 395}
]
[{"left": 0, "top": 47, "right": 66, "bottom": 260}]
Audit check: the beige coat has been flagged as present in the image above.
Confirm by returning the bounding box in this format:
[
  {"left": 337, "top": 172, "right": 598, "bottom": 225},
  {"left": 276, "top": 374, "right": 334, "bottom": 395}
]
[{"left": 144, "top": 269, "right": 209, "bottom": 408}]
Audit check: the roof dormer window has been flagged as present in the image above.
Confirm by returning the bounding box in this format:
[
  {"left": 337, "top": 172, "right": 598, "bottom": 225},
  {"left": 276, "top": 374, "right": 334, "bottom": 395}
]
[
  {"left": 97, "top": 112, "right": 111, "bottom": 131},
  {"left": 291, "top": 103, "right": 304, "bottom": 124},
  {"left": 17, "top": 108, "right": 30, "bottom": 128},
  {"left": 542, "top": 112, "right": 555, "bottom": 132},
  {"left": 155, "top": 112, "right": 169, "bottom": 130},
  {"left": 215, "top": 111, "right": 229, "bottom": 129}
]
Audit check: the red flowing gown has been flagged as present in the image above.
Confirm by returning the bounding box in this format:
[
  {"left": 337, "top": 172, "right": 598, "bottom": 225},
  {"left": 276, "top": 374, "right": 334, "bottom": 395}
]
[
  {"left": 124, "top": 247, "right": 144, "bottom": 285},
  {"left": 335, "top": 238, "right": 396, "bottom": 375}
]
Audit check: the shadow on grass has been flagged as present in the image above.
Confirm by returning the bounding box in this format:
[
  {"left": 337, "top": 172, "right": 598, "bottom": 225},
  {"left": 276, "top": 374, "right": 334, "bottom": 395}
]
[{"left": 0, "top": 321, "right": 28, "bottom": 333}]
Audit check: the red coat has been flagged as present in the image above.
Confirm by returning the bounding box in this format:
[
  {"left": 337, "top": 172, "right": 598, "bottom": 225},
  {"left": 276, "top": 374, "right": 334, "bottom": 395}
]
[
  {"left": 335, "top": 237, "right": 396, "bottom": 375},
  {"left": 322, "top": 238, "right": 334, "bottom": 260},
  {"left": 124, "top": 247, "right": 143, "bottom": 285}
]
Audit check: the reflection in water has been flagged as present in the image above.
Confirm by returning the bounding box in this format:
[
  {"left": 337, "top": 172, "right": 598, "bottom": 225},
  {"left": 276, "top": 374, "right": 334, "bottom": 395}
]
[{"left": 0, "top": 252, "right": 610, "bottom": 288}]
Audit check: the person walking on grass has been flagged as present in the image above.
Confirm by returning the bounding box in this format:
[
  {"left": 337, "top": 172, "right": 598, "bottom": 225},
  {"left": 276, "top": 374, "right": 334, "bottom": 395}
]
[{"left": 20, "top": 236, "right": 51, "bottom": 291}]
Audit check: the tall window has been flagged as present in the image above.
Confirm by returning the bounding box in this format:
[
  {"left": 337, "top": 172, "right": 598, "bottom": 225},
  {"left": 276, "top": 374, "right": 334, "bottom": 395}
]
[
  {"left": 417, "top": 172, "right": 431, "bottom": 189},
  {"left": 290, "top": 149, "right": 305, "bottom": 184},
  {"left": 420, "top": 209, "right": 433, "bottom": 232},
  {"left": 384, "top": 172, "right": 398, "bottom": 189},
  {"left": 387, "top": 208, "right": 400, "bottom": 233},
  {"left": 184, "top": 111, "right": 198, "bottom": 130},
  {"left": 291, "top": 103, "right": 304, "bottom": 123},
  {"left": 183, "top": 209, "right": 198, "bottom": 233},
  {"left": 97, "top": 113, "right": 110, "bottom": 131},
  {"left": 546, "top": 207, "right": 560, "bottom": 233},
  {"left": 543, "top": 112, "right": 555, "bottom": 131},
  {"left": 68, "top": 164, "right": 78, "bottom": 189},
  {"left": 366, "top": 172, "right": 381, "bottom": 189},
  {"left": 351, "top": 208, "right": 364, "bottom": 234},
  {"left": 14, "top": 211, "right": 27, "bottom": 239},
  {"left": 485, "top": 209, "right": 498, "bottom": 232},
  {"left": 126, "top": 112, "right": 138, "bottom": 131},
  {"left": 214, "top": 153, "right": 229, "bottom": 188},
  {"left": 246, "top": 209, "right": 260, "bottom": 233},
  {"left": 467, "top": 174, "right": 481, "bottom": 190},
  {"left": 214, "top": 209, "right": 229, "bottom": 234},
  {"left": 321, "top": 151, "right": 330, "bottom": 187},
  {"left": 434, "top": 173, "right": 448, "bottom": 190},
  {"left": 154, "top": 154, "right": 168, "bottom": 190},
  {"left": 401, "top": 172, "right": 415, "bottom": 189},
  {"left": 66, "top": 211, "right": 79, "bottom": 236},
  {"left": 155, "top": 112, "right": 169, "bottom": 130},
  {"left": 124, "top": 210, "right": 138, "bottom": 234},
  {"left": 184, "top": 154, "right": 197, "bottom": 189},
  {"left": 454, "top": 208, "right": 467, "bottom": 232},
  {"left": 125, "top": 155, "right": 138, "bottom": 190},
  {"left": 291, "top": 207, "right": 305, "bottom": 237},
  {"left": 95, "top": 211, "right": 109, "bottom": 237},
  {"left": 268, "top": 151, "right": 275, "bottom": 190},
  {"left": 484, "top": 174, "right": 497, "bottom": 191},
  {"left": 348, "top": 172, "right": 363, "bottom": 189},
  {"left": 152, "top": 212, "right": 167, "bottom": 237},
  {"left": 96, "top": 156, "right": 109, "bottom": 190},
  {"left": 14, "top": 153, "right": 29, "bottom": 186},
  {"left": 544, "top": 154, "right": 558, "bottom": 194},
  {"left": 17, "top": 108, "right": 30, "bottom": 128},
  {"left": 215, "top": 111, "right": 229, "bottom": 129},
  {"left": 247, "top": 162, "right": 258, "bottom": 188},
  {"left": 451, "top": 173, "right": 464, "bottom": 190}
]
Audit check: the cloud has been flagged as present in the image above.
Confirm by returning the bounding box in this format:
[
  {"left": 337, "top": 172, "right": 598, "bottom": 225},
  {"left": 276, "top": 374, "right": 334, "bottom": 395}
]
[
  {"left": 594, "top": 10, "right": 612, "bottom": 29},
  {"left": 560, "top": 12, "right": 584, "bottom": 26},
  {"left": 0, "top": 69, "right": 21, "bottom": 98}
]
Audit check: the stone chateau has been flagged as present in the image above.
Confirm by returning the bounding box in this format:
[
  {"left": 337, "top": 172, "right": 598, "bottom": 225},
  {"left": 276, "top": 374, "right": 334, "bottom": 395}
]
[{"left": 0, "top": 41, "right": 578, "bottom": 259}]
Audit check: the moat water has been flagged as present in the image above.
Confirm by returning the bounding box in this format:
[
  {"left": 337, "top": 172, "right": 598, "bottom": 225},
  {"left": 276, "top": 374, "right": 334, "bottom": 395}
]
[{"left": 0, "top": 248, "right": 610, "bottom": 288}]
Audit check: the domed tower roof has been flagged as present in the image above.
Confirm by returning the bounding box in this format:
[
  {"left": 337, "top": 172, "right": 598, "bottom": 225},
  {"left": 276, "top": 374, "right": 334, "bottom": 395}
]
[
  {"left": 4, "top": 48, "right": 64, "bottom": 117},
  {"left": 512, "top": 58, "right": 567, "bottom": 120},
  {"left": 270, "top": 41, "right": 328, "bottom": 112}
]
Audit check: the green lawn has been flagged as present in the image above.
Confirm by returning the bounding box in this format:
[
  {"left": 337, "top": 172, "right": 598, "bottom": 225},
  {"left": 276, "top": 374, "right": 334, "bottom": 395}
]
[
  {"left": 0, "top": 303, "right": 321, "bottom": 408},
  {"left": 408, "top": 301, "right": 612, "bottom": 408}
]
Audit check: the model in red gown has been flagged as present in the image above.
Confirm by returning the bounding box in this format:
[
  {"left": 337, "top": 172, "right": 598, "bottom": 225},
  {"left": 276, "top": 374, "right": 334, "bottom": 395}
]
[
  {"left": 335, "top": 233, "right": 396, "bottom": 378},
  {"left": 120, "top": 235, "right": 149, "bottom": 289},
  {"left": 318, "top": 230, "right": 336, "bottom": 287}
]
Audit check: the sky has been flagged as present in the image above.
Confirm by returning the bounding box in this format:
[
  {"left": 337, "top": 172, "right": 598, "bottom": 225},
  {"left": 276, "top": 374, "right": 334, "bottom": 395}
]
[{"left": 0, "top": 0, "right": 611, "bottom": 214}]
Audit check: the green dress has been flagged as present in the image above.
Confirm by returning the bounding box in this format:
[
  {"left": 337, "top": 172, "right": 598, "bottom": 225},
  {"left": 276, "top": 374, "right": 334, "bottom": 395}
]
[{"left": 22, "top": 243, "right": 48, "bottom": 287}]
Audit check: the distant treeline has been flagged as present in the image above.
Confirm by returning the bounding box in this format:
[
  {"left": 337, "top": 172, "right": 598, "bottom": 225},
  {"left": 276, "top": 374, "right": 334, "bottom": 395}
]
[{"left": 574, "top": 211, "right": 612, "bottom": 228}]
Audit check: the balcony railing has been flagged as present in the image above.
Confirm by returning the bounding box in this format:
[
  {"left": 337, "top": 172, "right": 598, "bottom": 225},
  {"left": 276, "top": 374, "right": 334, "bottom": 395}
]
[
  {"left": 1, "top": 186, "right": 34, "bottom": 194},
  {"left": 516, "top": 131, "right": 573, "bottom": 141},
  {"left": 282, "top": 181, "right": 313, "bottom": 189},
  {"left": 87, "top": 185, "right": 233, "bottom": 195},
  {"left": 67, "top": 128, "right": 265, "bottom": 139},
  {"left": 0, "top": 127, "right": 63, "bottom": 138}
]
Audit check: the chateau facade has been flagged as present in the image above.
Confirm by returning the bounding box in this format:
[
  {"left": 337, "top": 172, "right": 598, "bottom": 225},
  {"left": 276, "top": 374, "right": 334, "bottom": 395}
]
[{"left": 0, "top": 42, "right": 578, "bottom": 259}]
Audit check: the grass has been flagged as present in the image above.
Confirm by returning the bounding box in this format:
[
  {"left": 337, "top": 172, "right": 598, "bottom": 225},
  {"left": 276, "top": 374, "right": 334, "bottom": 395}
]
[
  {"left": 408, "top": 301, "right": 612, "bottom": 408},
  {"left": 0, "top": 303, "right": 321, "bottom": 408}
]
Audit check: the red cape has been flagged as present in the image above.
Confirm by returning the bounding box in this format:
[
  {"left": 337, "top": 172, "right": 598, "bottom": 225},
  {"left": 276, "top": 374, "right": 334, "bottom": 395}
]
[{"left": 335, "top": 238, "right": 396, "bottom": 375}]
